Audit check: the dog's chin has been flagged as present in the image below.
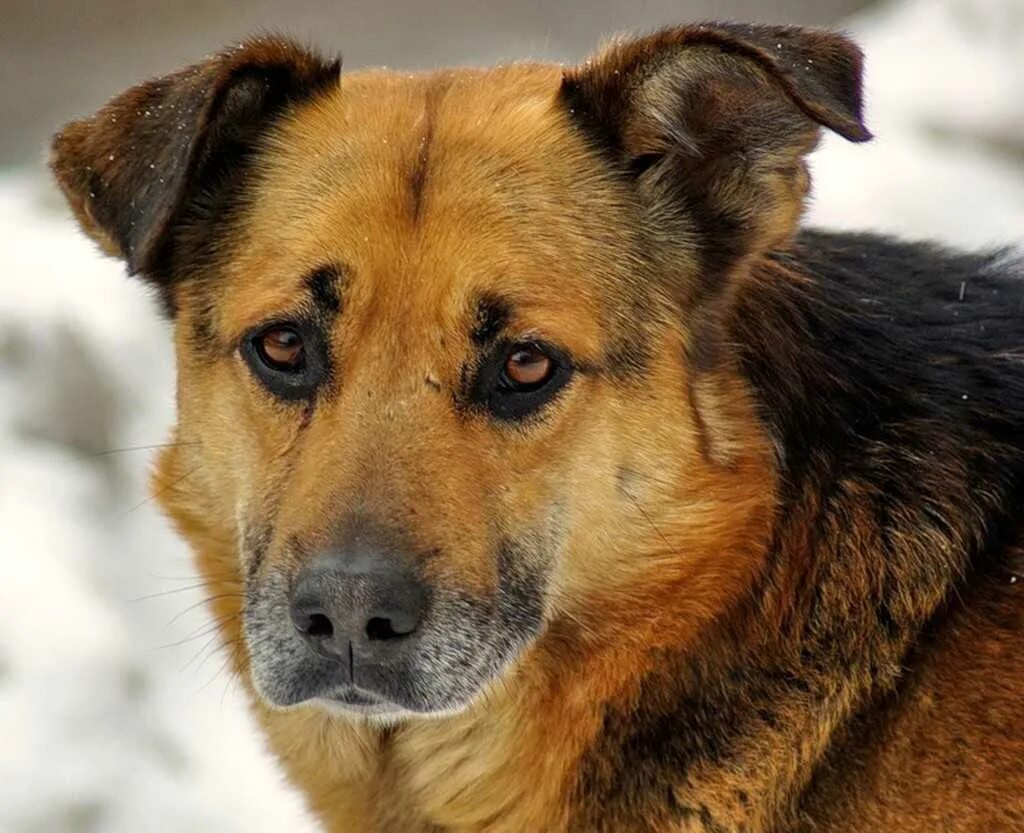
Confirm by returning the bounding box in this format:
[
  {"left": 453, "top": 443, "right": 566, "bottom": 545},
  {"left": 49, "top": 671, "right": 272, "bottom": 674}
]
[
  {"left": 250, "top": 665, "right": 487, "bottom": 720},
  {"left": 311, "top": 688, "right": 418, "bottom": 722},
  {"left": 256, "top": 687, "right": 479, "bottom": 724},
  {"left": 308, "top": 688, "right": 479, "bottom": 724}
]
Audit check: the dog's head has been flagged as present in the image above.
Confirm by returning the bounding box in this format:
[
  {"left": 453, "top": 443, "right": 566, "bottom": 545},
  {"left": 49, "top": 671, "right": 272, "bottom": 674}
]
[{"left": 51, "top": 27, "right": 868, "bottom": 719}]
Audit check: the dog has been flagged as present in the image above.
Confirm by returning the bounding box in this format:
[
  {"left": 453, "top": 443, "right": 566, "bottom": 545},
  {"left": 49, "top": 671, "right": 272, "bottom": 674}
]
[{"left": 50, "top": 22, "right": 1024, "bottom": 833}]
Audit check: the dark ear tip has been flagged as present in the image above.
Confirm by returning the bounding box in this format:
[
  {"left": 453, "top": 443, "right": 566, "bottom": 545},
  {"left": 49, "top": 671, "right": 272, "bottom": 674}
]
[
  {"left": 845, "top": 123, "right": 874, "bottom": 143},
  {"left": 48, "top": 123, "right": 74, "bottom": 175},
  {"left": 47, "top": 33, "right": 341, "bottom": 279},
  {"left": 567, "top": 22, "right": 875, "bottom": 147},
  {"left": 48, "top": 119, "right": 89, "bottom": 210},
  {"left": 795, "top": 27, "right": 871, "bottom": 140},
  {"left": 822, "top": 30, "right": 872, "bottom": 143},
  {"left": 49, "top": 125, "right": 81, "bottom": 182},
  {"left": 223, "top": 33, "right": 341, "bottom": 89},
  {"left": 47, "top": 117, "right": 130, "bottom": 262}
]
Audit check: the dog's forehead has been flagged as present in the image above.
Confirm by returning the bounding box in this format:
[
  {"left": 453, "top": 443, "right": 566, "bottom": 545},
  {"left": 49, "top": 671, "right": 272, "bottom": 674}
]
[{"left": 214, "top": 64, "right": 640, "bottom": 345}]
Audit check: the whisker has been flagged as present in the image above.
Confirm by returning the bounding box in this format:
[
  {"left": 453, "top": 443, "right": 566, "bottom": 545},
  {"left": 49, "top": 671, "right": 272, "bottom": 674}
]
[
  {"left": 124, "top": 465, "right": 201, "bottom": 515},
  {"left": 127, "top": 582, "right": 241, "bottom": 603},
  {"left": 91, "top": 441, "right": 200, "bottom": 457},
  {"left": 157, "top": 611, "right": 238, "bottom": 651},
  {"left": 166, "top": 593, "right": 245, "bottom": 627},
  {"left": 197, "top": 645, "right": 240, "bottom": 688},
  {"left": 145, "top": 570, "right": 241, "bottom": 583},
  {"left": 219, "top": 668, "right": 245, "bottom": 708},
  {"left": 622, "top": 486, "right": 672, "bottom": 551},
  {"left": 181, "top": 631, "right": 228, "bottom": 673}
]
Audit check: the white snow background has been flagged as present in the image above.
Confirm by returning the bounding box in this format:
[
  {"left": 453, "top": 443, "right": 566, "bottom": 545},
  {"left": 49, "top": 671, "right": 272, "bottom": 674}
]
[{"left": 0, "top": 1, "right": 1021, "bottom": 830}]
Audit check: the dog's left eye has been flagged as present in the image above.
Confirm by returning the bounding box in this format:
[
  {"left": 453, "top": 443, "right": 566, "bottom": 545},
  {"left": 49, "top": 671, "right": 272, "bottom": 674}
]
[
  {"left": 242, "top": 322, "right": 326, "bottom": 400},
  {"left": 501, "top": 345, "right": 555, "bottom": 391},
  {"left": 256, "top": 326, "right": 305, "bottom": 372},
  {"left": 473, "top": 341, "right": 573, "bottom": 421}
]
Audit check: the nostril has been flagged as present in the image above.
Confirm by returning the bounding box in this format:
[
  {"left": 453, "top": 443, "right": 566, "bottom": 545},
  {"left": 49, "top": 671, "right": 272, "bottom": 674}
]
[
  {"left": 301, "top": 612, "right": 335, "bottom": 639},
  {"left": 366, "top": 616, "right": 411, "bottom": 641},
  {"left": 291, "top": 550, "right": 426, "bottom": 649}
]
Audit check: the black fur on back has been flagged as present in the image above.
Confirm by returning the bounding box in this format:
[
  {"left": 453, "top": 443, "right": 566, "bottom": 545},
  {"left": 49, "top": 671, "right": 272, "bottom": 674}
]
[{"left": 748, "top": 230, "right": 1024, "bottom": 490}]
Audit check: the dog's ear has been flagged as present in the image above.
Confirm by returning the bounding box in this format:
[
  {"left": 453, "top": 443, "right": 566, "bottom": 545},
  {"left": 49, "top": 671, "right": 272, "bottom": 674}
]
[
  {"left": 562, "top": 23, "right": 870, "bottom": 293},
  {"left": 50, "top": 36, "right": 339, "bottom": 281}
]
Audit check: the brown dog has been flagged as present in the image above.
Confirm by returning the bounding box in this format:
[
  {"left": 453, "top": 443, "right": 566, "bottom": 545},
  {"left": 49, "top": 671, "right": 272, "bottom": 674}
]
[{"left": 50, "top": 23, "right": 1024, "bottom": 833}]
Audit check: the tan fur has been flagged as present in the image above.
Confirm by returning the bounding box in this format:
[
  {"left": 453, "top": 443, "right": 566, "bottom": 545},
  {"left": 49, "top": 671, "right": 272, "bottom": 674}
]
[{"left": 51, "top": 27, "right": 1024, "bottom": 833}]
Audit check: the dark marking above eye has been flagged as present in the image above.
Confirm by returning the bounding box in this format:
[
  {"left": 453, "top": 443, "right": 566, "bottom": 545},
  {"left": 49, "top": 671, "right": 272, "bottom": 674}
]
[
  {"left": 472, "top": 295, "right": 511, "bottom": 345},
  {"left": 408, "top": 76, "right": 451, "bottom": 222},
  {"left": 306, "top": 265, "right": 343, "bottom": 316}
]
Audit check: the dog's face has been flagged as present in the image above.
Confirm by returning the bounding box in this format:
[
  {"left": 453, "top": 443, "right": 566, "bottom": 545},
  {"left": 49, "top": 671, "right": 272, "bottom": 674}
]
[
  {"left": 200, "top": 67, "right": 664, "bottom": 715},
  {"left": 51, "top": 27, "right": 867, "bottom": 718}
]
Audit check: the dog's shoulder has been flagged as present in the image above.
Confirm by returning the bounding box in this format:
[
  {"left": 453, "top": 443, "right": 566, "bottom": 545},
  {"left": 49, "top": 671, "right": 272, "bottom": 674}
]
[
  {"left": 734, "top": 230, "right": 1024, "bottom": 469},
  {"left": 796, "top": 229, "right": 1024, "bottom": 350}
]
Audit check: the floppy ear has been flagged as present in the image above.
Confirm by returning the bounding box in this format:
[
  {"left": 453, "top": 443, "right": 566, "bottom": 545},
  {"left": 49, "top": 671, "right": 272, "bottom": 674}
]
[
  {"left": 562, "top": 22, "right": 870, "bottom": 296},
  {"left": 50, "top": 36, "right": 340, "bottom": 282}
]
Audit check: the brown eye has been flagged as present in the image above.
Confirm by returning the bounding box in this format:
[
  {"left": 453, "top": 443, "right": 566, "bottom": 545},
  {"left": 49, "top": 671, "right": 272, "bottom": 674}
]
[
  {"left": 475, "top": 339, "right": 571, "bottom": 421},
  {"left": 502, "top": 344, "right": 553, "bottom": 390},
  {"left": 243, "top": 321, "right": 325, "bottom": 401},
  {"left": 257, "top": 326, "right": 305, "bottom": 372}
]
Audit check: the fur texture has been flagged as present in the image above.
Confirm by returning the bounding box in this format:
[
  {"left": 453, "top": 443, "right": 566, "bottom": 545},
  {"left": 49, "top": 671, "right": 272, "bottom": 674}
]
[{"left": 51, "top": 23, "right": 1024, "bottom": 833}]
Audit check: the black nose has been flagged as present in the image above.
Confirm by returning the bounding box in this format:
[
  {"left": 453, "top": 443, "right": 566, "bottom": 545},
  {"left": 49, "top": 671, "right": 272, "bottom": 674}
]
[{"left": 289, "top": 549, "right": 427, "bottom": 660}]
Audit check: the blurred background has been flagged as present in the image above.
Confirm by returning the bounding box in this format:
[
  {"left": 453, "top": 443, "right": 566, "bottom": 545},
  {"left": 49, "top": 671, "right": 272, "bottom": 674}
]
[{"left": 0, "top": 1, "right": 1021, "bottom": 831}]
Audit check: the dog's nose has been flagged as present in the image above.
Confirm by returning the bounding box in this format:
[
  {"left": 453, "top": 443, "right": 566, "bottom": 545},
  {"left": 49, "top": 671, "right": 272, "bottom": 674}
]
[{"left": 289, "top": 550, "right": 427, "bottom": 660}]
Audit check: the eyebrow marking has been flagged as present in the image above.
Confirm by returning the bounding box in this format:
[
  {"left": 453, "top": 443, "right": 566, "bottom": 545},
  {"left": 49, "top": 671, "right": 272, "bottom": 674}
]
[
  {"left": 306, "top": 265, "right": 343, "bottom": 316},
  {"left": 472, "top": 294, "right": 511, "bottom": 345}
]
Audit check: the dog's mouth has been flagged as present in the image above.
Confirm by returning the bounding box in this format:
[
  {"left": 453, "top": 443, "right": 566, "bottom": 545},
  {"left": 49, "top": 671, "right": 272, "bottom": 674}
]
[
  {"left": 313, "top": 685, "right": 408, "bottom": 718},
  {"left": 245, "top": 587, "right": 545, "bottom": 717},
  {"left": 329, "top": 686, "right": 380, "bottom": 706}
]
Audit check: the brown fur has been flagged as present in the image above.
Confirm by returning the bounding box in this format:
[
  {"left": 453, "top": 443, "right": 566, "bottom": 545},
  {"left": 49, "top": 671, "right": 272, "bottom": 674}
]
[{"left": 51, "top": 24, "right": 1023, "bottom": 833}]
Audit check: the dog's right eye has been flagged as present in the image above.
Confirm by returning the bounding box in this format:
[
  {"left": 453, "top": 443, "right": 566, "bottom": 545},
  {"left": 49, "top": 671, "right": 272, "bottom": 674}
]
[{"left": 241, "top": 321, "right": 326, "bottom": 400}]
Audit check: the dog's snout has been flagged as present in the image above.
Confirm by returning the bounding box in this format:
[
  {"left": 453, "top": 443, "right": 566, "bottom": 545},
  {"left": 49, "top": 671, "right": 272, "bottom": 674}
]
[{"left": 289, "top": 550, "right": 427, "bottom": 660}]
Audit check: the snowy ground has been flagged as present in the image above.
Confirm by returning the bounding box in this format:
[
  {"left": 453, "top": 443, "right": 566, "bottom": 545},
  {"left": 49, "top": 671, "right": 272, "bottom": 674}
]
[{"left": 0, "top": 1, "right": 1021, "bottom": 831}]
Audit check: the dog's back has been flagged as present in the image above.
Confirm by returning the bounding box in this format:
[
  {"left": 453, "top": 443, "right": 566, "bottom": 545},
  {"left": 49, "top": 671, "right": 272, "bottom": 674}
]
[{"left": 746, "top": 232, "right": 1024, "bottom": 832}]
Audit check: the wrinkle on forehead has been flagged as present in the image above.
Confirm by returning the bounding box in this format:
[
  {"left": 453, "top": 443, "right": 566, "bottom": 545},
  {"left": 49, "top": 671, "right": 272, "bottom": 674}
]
[{"left": 408, "top": 74, "right": 453, "bottom": 224}]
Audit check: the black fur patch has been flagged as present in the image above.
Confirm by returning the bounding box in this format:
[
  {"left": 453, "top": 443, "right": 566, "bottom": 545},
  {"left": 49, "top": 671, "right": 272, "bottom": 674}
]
[
  {"left": 570, "top": 232, "right": 1024, "bottom": 830},
  {"left": 50, "top": 36, "right": 340, "bottom": 290},
  {"left": 472, "top": 294, "right": 511, "bottom": 345},
  {"left": 306, "top": 265, "right": 344, "bottom": 316},
  {"left": 743, "top": 232, "right": 1024, "bottom": 496}
]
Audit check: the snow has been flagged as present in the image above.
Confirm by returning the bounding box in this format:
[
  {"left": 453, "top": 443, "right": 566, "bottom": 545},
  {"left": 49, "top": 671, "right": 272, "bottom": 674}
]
[
  {"left": 808, "top": 0, "right": 1024, "bottom": 247},
  {"left": 0, "top": 181, "right": 319, "bottom": 831},
  {"left": 0, "top": 1, "right": 1020, "bottom": 830}
]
